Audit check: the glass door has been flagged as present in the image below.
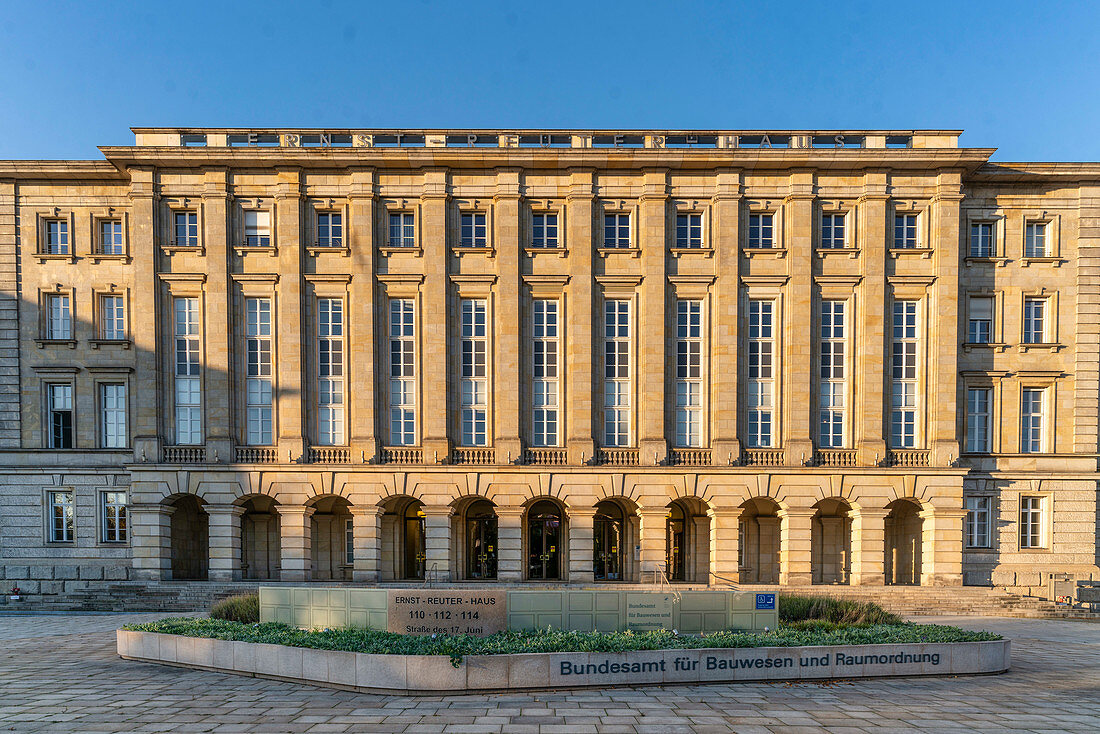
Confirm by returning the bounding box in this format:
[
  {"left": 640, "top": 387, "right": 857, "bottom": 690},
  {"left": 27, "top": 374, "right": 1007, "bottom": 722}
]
[
  {"left": 466, "top": 500, "right": 498, "bottom": 580},
  {"left": 666, "top": 503, "right": 686, "bottom": 581},
  {"left": 527, "top": 500, "right": 561, "bottom": 580},
  {"left": 403, "top": 502, "right": 425, "bottom": 580},
  {"left": 593, "top": 501, "right": 623, "bottom": 581}
]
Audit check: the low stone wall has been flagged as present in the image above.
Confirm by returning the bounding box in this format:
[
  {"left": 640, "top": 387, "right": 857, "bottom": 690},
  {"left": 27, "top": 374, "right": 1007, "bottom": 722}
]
[{"left": 116, "top": 630, "right": 1010, "bottom": 694}]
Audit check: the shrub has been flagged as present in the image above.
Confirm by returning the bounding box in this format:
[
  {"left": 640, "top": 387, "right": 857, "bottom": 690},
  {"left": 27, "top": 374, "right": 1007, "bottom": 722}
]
[
  {"left": 209, "top": 593, "right": 259, "bottom": 623},
  {"left": 779, "top": 594, "right": 902, "bottom": 626}
]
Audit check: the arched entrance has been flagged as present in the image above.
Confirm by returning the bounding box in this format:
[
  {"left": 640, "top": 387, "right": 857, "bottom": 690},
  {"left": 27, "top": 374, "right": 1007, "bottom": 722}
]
[
  {"left": 169, "top": 494, "right": 208, "bottom": 580},
  {"left": 593, "top": 500, "right": 624, "bottom": 581},
  {"left": 666, "top": 498, "right": 710, "bottom": 583},
  {"left": 811, "top": 498, "right": 852, "bottom": 584},
  {"left": 464, "top": 499, "right": 497, "bottom": 580},
  {"left": 738, "top": 497, "right": 780, "bottom": 584},
  {"left": 240, "top": 495, "right": 280, "bottom": 580},
  {"left": 309, "top": 496, "right": 353, "bottom": 581},
  {"left": 885, "top": 499, "right": 923, "bottom": 585},
  {"left": 378, "top": 496, "right": 425, "bottom": 581},
  {"left": 526, "top": 499, "right": 564, "bottom": 580},
  {"left": 666, "top": 502, "right": 687, "bottom": 581}
]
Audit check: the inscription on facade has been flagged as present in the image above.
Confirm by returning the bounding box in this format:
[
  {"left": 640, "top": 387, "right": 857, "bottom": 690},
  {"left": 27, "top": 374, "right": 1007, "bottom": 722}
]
[{"left": 387, "top": 590, "right": 506, "bottom": 636}]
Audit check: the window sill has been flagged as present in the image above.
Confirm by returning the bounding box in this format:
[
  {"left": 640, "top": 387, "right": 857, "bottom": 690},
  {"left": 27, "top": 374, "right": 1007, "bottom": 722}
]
[
  {"left": 452, "top": 246, "right": 495, "bottom": 257},
  {"left": 35, "top": 253, "right": 76, "bottom": 264},
  {"left": 233, "top": 245, "right": 277, "bottom": 257},
  {"left": 742, "top": 247, "right": 786, "bottom": 259},
  {"left": 34, "top": 339, "right": 76, "bottom": 349},
  {"left": 89, "top": 252, "right": 131, "bottom": 264},
  {"left": 962, "top": 342, "right": 1007, "bottom": 353},
  {"left": 160, "top": 244, "right": 204, "bottom": 256},
  {"left": 888, "top": 248, "right": 934, "bottom": 259},
  {"left": 669, "top": 247, "right": 713, "bottom": 258},
  {"left": 1020, "top": 256, "right": 1064, "bottom": 267},
  {"left": 524, "top": 247, "right": 569, "bottom": 258},
  {"left": 379, "top": 245, "right": 423, "bottom": 256},
  {"left": 306, "top": 245, "right": 351, "bottom": 257},
  {"left": 89, "top": 339, "right": 131, "bottom": 350},
  {"left": 1018, "top": 343, "right": 1063, "bottom": 353},
  {"left": 596, "top": 247, "right": 640, "bottom": 258},
  {"left": 815, "top": 247, "right": 860, "bottom": 258},
  {"left": 964, "top": 256, "right": 1008, "bottom": 267}
]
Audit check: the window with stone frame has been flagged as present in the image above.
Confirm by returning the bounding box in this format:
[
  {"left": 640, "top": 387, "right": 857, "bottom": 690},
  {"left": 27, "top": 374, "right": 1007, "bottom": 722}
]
[
  {"left": 244, "top": 297, "right": 274, "bottom": 445},
  {"left": 531, "top": 299, "right": 560, "bottom": 447},
  {"left": 818, "top": 300, "right": 847, "bottom": 448},
  {"left": 48, "top": 490, "right": 74, "bottom": 542},
  {"left": 747, "top": 213, "right": 774, "bottom": 249},
  {"left": 101, "top": 490, "right": 128, "bottom": 543},
  {"left": 459, "top": 299, "right": 489, "bottom": 446},
  {"left": 44, "top": 218, "right": 69, "bottom": 254},
  {"left": 674, "top": 300, "right": 703, "bottom": 447},
  {"left": 46, "top": 383, "right": 73, "bottom": 449},
  {"left": 820, "top": 212, "right": 847, "bottom": 249},
  {"left": 174, "top": 211, "right": 199, "bottom": 246},
  {"left": 965, "top": 387, "right": 992, "bottom": 453},
  {"left": 894, "top": 213, "right": 919, "bottom": 248},
  {"left": 99, "top": 294, "right": 126, "bottom": 340},
  {"left": 1024, "top": 221, "right": 1048, "bottom": 258},
  {"left": 45, "top": 293, "right": 72, "bottom": 340},
  {"left": 532, "top": 212, "right": 559, "bottom": 248},
  {"left": 1019, "top": 495, "right": 1046, "bottom": 548},
  {"left": 675, "top": 213, "right": 704, "bottom": 248},
  {"left": 603, "top": 213, "right": 631, "bottom": 248},
  {"left": 316, "top": 211, "right": 343, "bottom": 247},
  {"left": 459, "top": 212, "right": 488, "bottom": 248},
  {"left": 746, "top": 299, "right": 775, "bottom": 447},
  {"left": 967, "top": 297, "right": 993, "bottom": 344},
  {"left": 964, "top": 496, "right": 991, "bottom": 548},
  {"left": 99, "top": 383, "right": 127, "bottom": 448},
  {"left": 316, "top": 298, "right": 345, "bottom": 445},
  {"left": 243, "top": 210, "right": 271, "bottom": 246},
  {"left": 98, "top": 219, "right": 124, "bottom": 255},
  {"left": 969, "top": 221, "right": 994, "bottom": 257},
  {"left": 173, "top": 297, "right": 203, "bottom": 445},
  {"left": 603, "top": 300, "right": 631, "bottom": 446},
  {"left": 388, "top": 298, "right": 416, "bottom": 446},
  {"left": 1023, "top": 297, "right": 1048, "bottom": 344},
  {"left": 890, "top": 300, "right": 919, "bottom": 448},
  {"left": 388, "top": 212, "right": 415, "bottom": 247},
  {"left": 1020, "top": 388, "right": 1046, "bottom": 454}
]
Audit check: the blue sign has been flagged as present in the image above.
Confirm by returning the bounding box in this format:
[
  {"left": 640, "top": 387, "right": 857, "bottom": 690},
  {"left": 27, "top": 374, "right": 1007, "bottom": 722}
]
[{"left": 755, "top": 593, "right": 776, "bottom": 610}]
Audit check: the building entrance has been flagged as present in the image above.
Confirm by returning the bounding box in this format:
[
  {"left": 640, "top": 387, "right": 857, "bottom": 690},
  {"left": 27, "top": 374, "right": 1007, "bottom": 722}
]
[
  {"left": 465, "top": 500, "right": 498, "bottom": 580},
  {"left": 527, "top": 500, "right": 562, "bottom": 580},
  {"left": 593, "top": 501, "right": 624, "bottom": 581}
]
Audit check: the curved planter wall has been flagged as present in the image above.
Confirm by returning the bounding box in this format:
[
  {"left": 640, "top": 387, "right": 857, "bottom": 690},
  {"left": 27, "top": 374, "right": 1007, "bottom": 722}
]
[{"left": 117, "top": 630, "right": 1010, "bottom": 694}]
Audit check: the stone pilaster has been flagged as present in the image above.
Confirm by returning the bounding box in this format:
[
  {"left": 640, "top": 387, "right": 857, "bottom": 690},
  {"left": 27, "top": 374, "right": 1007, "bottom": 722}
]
[
  {"left": 275, "top": 169, "right": 304, "bottom": 461},
  {"left": 494, "top": 169, "right": 523, "bottom": 462},
  {"left": 129, "top": 500, "right": 173, "bottom": 581},
  {"left": 207, "top": 504, "right": 244, "bottom": 581},
  {"left": 0, "top": 180, "right": 20, "bottom": 446},
  {"left": 778, "top": 507, "right": 815, "bottom": 585},
  {"left": 421, "top": 504, "right": 454, "bottom": 581},
  {"left": 277, "top": 506, "right": 313, "bottom": 582},
  {"left": 347, "top": 169, "right": 378, "bottom": 461},
  {"left": 921, "top": 507, "right": 966, "bottom": 586},
  {"left": 708, "top": 506, "right": 741, "bottom": 582},
  {"left": 127, "top": 167, "right": 160, "bottom": 462},
  {"left": 930, "top": 172, "right": 963, "bottom": 465},
  {"left": 565, "top": 169, "right": 595, "bottom": 464},
  {"left": 711, "top": 170, "right": 741, "bottom": 464},
  {"left": 1075, "top": 185, "right": 1100, "bottom": 454},
  {"left": 637, "top": 507, "right": 668, "bottom": 580},
  {"left": 857, "top": 173, "right": 889, "bottom": 465},
  {"left": 567, "top": 505, "right": 594, "bottom": 583},
  {"left": 495, "top": 507, "right": 524, "bottom": 582},
  {"left": 783, "top": 172, "right": 814, "bottom": 466},
  {"left": 202, "top": 169, "right": 233, "bottom": 462},
  {"left": 420, "top": 169, "right": 451, "bottom": 462},
  {"left": 350, "top": 503, "right": 381, "bottom": 582},
  {"left": 639, "top": 169, "right": 668, "bottom": 464},
  {"left": 850, "top": 507, "right": 888, "bottom": 585}
]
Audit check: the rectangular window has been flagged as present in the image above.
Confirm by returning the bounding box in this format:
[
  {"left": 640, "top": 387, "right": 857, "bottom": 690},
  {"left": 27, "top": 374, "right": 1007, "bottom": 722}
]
[
  {"left": 820, "top": 213, "right": 847, "bottom": 249},
  {"left": 46, "top": 294, "right": 72, "bottom": 340},
  {"left": 970, "top": 222, "right": 993, "bottom": 257},
  {"left": 747, "top": 300, "right": 774, "bottom": 447},
  {"left": 388, "top": 212, "right": 415, "bottom": 247},
  {"left": 459, "top": 212, "right": 487, "bottom": 248},
  {"left": 603, "top": 300, "right": 631, "bottom": 446},
  {"left": 389, "top": 299, "right": 416, "bottom": 446},
  {"left": 244, "top": 297, "right": 273, "bottom": 445},
  {"left": 345, "top": 517, "right": 354, "bottom": 565},
  {"left": 99, "top": 220, "right": 124, "bottom": 255},
  {"left": 532, "top": 213, "right": 559, "bottom": 249},
  {"left": 100, "top": 383, "right": 127, "bottom": 448},
  {"left": 748, "top": 213, "right": 774, "bottom": 249},
  {"left": 317, "top": 212, "right": 343, "bottom": 247},
  {"left": 1025, "top": 222, "right": 1047, "bottom": 258},
  {"left": 966, "top": 387, "right": 992, "bottom": 453},
  {"left": 460, "top": 299, "right": 488, "bottom": 446},
  {"left": 675, "top": 300, "right": 703, "bottom": 447},
  {"left": 48, "top": 490, "right": 74, "bottom": 542},
  {"left": 174, "top": 297, "right": 202, "bottom": 445},
  {"left": 47, "top": 383, "right": 73, "bottom": 449},
  {"left": 890, "top": 300, "right": 919, "bottom": 448},
  {"left": 1023, "top": 298, "right": 1046, "bottom": 344},
  {"left": 819, "top": 300, "right": 846, "bottom": 448},
  {"left": 532, "top": 299, "right": 560, "bottom": 447},
  {"left": 174, "top": 211, "right": 198, "bottom": 246},
  {"left": 894, "top": 213, "right": 918, "bottom": 248},
  {"left": 45, "top": 219, "right": 69, "bottom": 254},
  {"left": 102, "top": 491, "right": 128, "bottom": 543},
  {"left": 1019, "top": 496, "right": 1046, "bottom": 549},
  {"left": 965, "top": 496, "right": 990, "bottom": 549},
  {"left": 603, "top": 213, "right": 631, "bottom": 248},
  {"left": 675, "top": 213, "right": 703, "bottom": 248},
  {"left": 1020, "top": 388, "right": 1045, "bottom": 453},
  {"left": 99, "top": 295, "right": 125, "bottom": 340},
  {"left": 244, "top": 210, "right": 271, "bottom": 246},
  {"left": 317, "top": 298, "right": 345, "bottom": 445},
  {"left": 967, "top": 297, "right": 993, "bottom": 344}
]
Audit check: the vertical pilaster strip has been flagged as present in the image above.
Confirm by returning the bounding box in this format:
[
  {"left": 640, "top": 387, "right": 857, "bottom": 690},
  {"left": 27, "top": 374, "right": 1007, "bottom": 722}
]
[
  {"left": 207, "top": 503, "right": 244, "bottom": 581},
  {"left": 495, "top": 506, "right": 523, "bottom": 582},
  {"left": 567, "top": 504, "right": 595, "bottom": 582},
  {"left": 930, "top": 172, "right": 963, "bottom": 464},
  {"left": 784, "top": 171, "right": 814, "bottom": 466},
  {"left": 711, "top": 170, "right": 741, "bottom": 465},
  {"left": 1075, "top": 185, "right": 1100, "bottom": 454},
  {"left": 639, "top": 169, "right": 669, "bottom": 464},
  {"left": 350, "top": 503, "right": 381, "bottom": 582},
  {"left": 421, "top": 503, "right": 454, "bottom": 581},
  {"left": 420, "top": 169, "right": 450, "bottom": 462},
  {"left": 129, "top": 498, "right": 173, "bottom": 581},
  {"left": 276, "top": 169, "right": 304, "bottom": 461},
  {"left": 566, "top": 169, "right": 595, "bottom": 464},
  {"left": 921, "top": 505, "right": 966, "bottom": 586},
  {"left": 494, "top": 169, "right": 522, "bottom": 462},
  {"left": 708, "top": 506, "right": 741, "bottom": 581},
  {"left": 857, "top": 172, "right": 889, "bottom": 465},
  {"left": 277, "top": 505, "right": 313, "bottom": 582},
  {"left": 849, "top": 507, "right": 887, "bottom": 586},
  {"left": 347, "top": 169, "right": 377, "bottom": 461},
  {"left": 778, "top": 507, "right": 815, "bottom": 584},
  {"left": 637, "top": 506, "right": 668, "bottom": 579},
  {"left": 128, "top": 167, "right": 160, "bottom": 462},
  {"left": 0, "top": 180, "right": 20, "bottom": 445},
  {"left": 202, "top": 169, "right": 232, "bottom": 461}
]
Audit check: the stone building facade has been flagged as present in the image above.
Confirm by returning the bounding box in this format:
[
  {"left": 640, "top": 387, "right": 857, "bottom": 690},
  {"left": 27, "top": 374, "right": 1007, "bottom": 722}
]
[{"left": 0, "top": 128, "right": 1097, "bottom": 600}]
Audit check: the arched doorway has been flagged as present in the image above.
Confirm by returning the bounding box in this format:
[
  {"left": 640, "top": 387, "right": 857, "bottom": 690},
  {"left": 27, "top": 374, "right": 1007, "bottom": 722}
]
[
  {"left": 309, "top": 496, "right": 353, "bottom": 581},
  {"left": 402, "top": 500, "right": 426, "bottom": 580},
  {"left": 526, "top": 499, "right": 564, "bottom": 580},
  {"left": 378, "top": 497, "right": 425, "bottom": 581},
  {"left": 593, "top": 500, "right": 624, "bottom": 581},
  {"left": 885, "top": 499, "right": 923, "bottom": 585},
  {"left": 169, "top": 494, "right": 208, "bottom": 580},
  {"left": 738, "top": 497, "right": 780, "bottom": 584},
  {"left": 666, "top": 502, "right": 687, "bottom": 581},
  {"left": 666, "top": 498, "right": 710, "bottom": 583},
  {"left": 465, "top": 499, "right": 497, "bottom": 580},
  {"left": 811, "top": 498, "right": 852, "bottom": 584},
  {"left": 240, "top": 495, "right": 280, "bottom": 580}
]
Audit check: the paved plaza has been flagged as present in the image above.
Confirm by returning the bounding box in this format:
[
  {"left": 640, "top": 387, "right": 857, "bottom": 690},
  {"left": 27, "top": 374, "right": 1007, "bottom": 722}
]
[{"left": 0, "top": 613, "right": 1097, "bottom": 733}]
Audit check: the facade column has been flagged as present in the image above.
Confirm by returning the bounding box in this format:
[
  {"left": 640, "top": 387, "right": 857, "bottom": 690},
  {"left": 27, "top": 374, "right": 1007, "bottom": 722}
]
[
  {"left": 857, "top": 174, "right": 888, "bottom": 465},
  {"left": 277, "top": 506, "right": 314, "bottom": 582},
  {"left": 202, "top": 169, "right": 233, "bottom": 462},
  {"left": 496, "top": 506, "right": 524, "bottom": 582},
  {"left": 130, "top": 501, "right": 173, "bottom": 581},
  {"left": 707, "top": 506, "right": 741, "bottom": 582},
  {"left": 567, "top": 505, "right": 594, "bottom": 583},
  {"left": 637, "top": 507, "right": 668, "bottom": 581},
  {"left": 639, "top": 169, "right": 669, "bottom": 465},
  {"left": 494, "top": 169, "right": 523, "bottom": 462},
  {"left": 127, "top": 167, "right": 160, "bottom": 462},
  {"left": 275, "top": 169, "right": 304, "bottom": 461},
  {"left": 930, "top": 173, "right": 963, "bottom": 465},
  {"left": 920, "top": 507, "right": 966, "bottom": 587},
  {"left": 421, "top": 504, "right": 454, "bottom": 582},
  {"left": 778, "top": 507, "right": 815, "bottom": 585},
  {"left": 207, "top": 504, "right": 245, "bottom": 582},
  {"left": 347, "top": 169, "right": 378, "bottom": 461},
  {"left": 711, "top": 170, "right": 741, "bottom": 464},
  {"left": 420, "top": 169, "right": 451, "bottom": 462},
  {"left": 783, "top": 173, "right": 815, "bottom": 466},
  {"left": 350, "top": 504, "right": 381, "bottom": 582},
  {"left": 565, "top": 169, "right": 595, "bottom": 464},
  {"left": 850, "top": 507, "right": 888, "bottom": 586}
]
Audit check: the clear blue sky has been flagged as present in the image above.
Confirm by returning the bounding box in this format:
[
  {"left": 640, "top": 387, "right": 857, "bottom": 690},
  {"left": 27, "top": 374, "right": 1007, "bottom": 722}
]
[{"left": 2, "top": 0, "right": 1098, "bottom": 161}]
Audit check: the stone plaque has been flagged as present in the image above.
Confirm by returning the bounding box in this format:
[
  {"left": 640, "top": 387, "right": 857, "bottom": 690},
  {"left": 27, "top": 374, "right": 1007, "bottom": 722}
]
[
  {"left": 388, "top": 590, "right": 507, "bottom": 636},
  {"left": 625, "top": 592, "right": 676, "bottom": 632}
]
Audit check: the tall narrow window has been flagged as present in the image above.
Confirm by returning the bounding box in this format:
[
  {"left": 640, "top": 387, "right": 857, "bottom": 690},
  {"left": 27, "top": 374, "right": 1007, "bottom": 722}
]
[
  {"left": 388, "top": 212, "right": 415, "bottom": 247},
  {"left": 603, "top": 300, "right": 631, "bottom": 446},
  {"left": 244, "top": 297, "right": 273, "bottom": 445},
  {"left": 45, "top": 219, "right": 69, "bottom": 254},
  {"left": 100, "top": 294, "right": 125, "bottom": 340},
  {"left": 819, "top": 300, "right": 846, "bottom": 448},
  {"left": 99, "top": 220, "right": 123, "bottom": 255},
  {"left": 820, "top": 213, "right": 847, "bottom": 249},
  {"left": 970, "top": 222, "right": 993, "bottom": 257},
  {"left": 676, "top": 213, "right": 703, "bottom": 248},
  {"left": 1024, "top": 222, "right": 1047, "bottom": 257},
  {"left": 46, "top": 294, "right": 71, "bottom": 340},
  {"left": 965, "top": 496, "right": 990, "bottom": 548},
  {"left": 48, "top": 490, "right": 74, "bottom": 542},
  {"left": 603, "top": 213, "right": 631, "bottom": 248},
  {"left": 174, "top": 297, "right": 202, "bottom": 445},
  {"left": 1019, "top": 496, "right": 1046, "bottom": 548},
  {"left": 894, "top": 213, "right": 918, "bottom": 248},
  {"left": 967, "top": 297, "right": 993, "bottom": 344},
  {"left": 47, "top": 383, "right": 73, "bottom": 449},
  {"left": 317, "top": 298, "right": 345, "bottom": 445},
  {"left": 532, "top": 213, "right": 559, "bottom": 249},
  {"left": 748, "top": 213, "right": 774, "bottom": 248},
  {"left": 1023, "top": 298, "right": 1046, "bottom": 344},
  {"left": 675, "top": 300, "right": 703, "bottom": 447},
  {"left": 460, "top": 299, "right": 488, "bottom": 446},
  {"left": 174, "top": 211, "right": 198, "bottom": 246},
  {"left": 389, "top": 299, "right": 416, "bottom": 446},
  {"left": 966, "top": 387, "right": 992, "bottom": 453},
  {"left": 345, "top": 517, "right": 354, "bottom": 565},
  {"left": 100, "top": 383, "right": 127, "bottom": 448},
  {"left": 102, "top": 491, "right": 128, "bottom": 543},
  {"left": 1020, "top": 388, "right": 1045, "bottom": 453},
  {"left": 317, "top": 212, "right": 342, "bottom": 247},
  {"left": 244, "top": 210, "right": 271, "bottom": 246},
  {"left": 532, "top": 299, "right": 560, "bottom": 447},
  {"left": 890, "top": 300, "right": 919, "bottom": 448},
  {"left": 747, "top": 300, "right": 774, "bottom": 447},
  {"left": 459, "top": 212, "right": 487, "bottom": 247}
]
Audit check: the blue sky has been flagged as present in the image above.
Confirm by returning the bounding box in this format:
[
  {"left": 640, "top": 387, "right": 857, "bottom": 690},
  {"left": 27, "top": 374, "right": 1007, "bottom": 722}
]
[{"left": 1, "top": 0, "right": 1098, "bottom": 161}]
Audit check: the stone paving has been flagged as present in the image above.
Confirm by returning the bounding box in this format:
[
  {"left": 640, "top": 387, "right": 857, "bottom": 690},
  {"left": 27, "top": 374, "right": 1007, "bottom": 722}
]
[{"left": 0, "top": 613, "right": 1097, "bottom": 733}]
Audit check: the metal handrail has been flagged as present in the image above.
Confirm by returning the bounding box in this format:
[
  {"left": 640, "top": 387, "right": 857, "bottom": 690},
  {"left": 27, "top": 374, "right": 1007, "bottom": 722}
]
[
  {"left": 709, "top": 571, "right": 740, "bottom": 590},
  {"left": 652, "top": 562, "right": 682, "bottom": 604}
]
